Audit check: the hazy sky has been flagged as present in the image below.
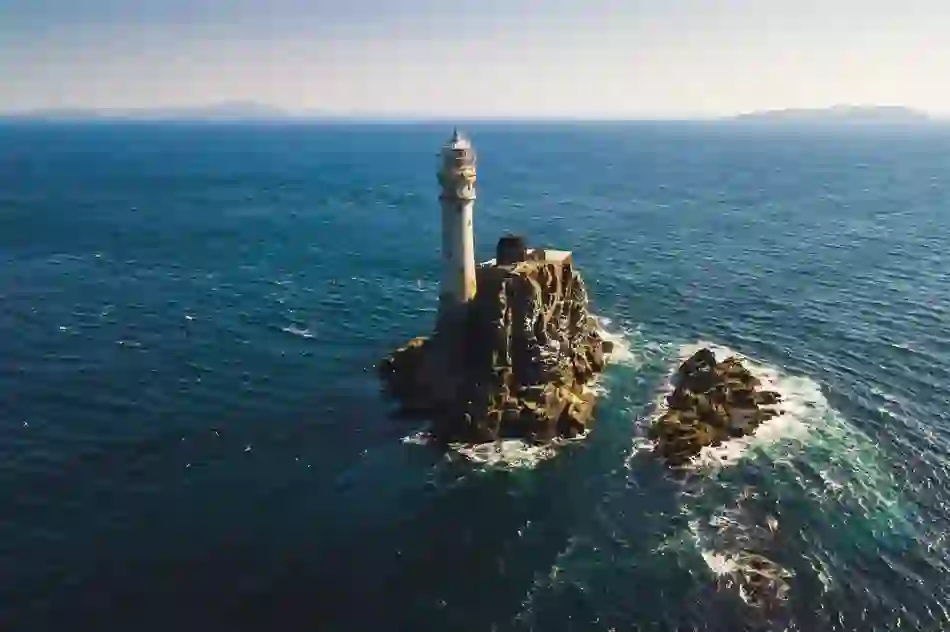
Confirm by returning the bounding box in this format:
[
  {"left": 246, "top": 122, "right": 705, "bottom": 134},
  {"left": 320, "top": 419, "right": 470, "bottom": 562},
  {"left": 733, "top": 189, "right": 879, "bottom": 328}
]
[{"left": 3, "top": 0, "right": 949, "bottom": 117}]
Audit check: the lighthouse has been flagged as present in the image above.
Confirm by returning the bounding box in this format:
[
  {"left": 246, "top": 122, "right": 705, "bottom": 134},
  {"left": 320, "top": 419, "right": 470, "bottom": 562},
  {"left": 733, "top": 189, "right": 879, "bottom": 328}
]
[{"left": 436, "top": 128, "right": 477, "bottom": 330}]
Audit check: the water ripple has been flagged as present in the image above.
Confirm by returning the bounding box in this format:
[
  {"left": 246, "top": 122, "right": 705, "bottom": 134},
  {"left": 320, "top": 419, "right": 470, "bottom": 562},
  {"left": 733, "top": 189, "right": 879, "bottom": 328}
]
[{"left": 5, "top": 122, "right": 950, "bottom": 631}]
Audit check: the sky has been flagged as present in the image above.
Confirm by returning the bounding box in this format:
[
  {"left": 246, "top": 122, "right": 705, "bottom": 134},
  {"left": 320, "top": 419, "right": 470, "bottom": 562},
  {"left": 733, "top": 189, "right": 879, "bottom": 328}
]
[{"left": 2, "top": 0, "right": 949, "bottom": 118}]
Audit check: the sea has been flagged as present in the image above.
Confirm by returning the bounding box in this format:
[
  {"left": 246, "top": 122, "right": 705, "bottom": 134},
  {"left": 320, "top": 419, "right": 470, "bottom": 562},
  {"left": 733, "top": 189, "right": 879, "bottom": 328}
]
[{"left": 2, "top": 120, "right": 950, "bottom": 631}]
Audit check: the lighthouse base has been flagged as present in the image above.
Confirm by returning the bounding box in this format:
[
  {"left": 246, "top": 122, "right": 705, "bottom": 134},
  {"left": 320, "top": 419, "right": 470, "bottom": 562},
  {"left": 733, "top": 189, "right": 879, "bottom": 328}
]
[{"left": 434, "top": 295, "right": 470, "bottom": 342}]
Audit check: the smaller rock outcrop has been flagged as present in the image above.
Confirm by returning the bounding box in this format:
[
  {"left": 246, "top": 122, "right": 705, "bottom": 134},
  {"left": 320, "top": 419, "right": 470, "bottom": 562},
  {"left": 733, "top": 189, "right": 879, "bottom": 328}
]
[{"left": 649, "top": 348, "right": 782, "bottom": 466}]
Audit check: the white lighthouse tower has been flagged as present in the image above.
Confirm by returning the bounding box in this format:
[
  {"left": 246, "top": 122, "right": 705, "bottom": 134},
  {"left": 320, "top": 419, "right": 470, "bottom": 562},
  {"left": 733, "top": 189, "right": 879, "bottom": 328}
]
[{"left": 436, "top": 128, "right": 477, "bottom": 329}]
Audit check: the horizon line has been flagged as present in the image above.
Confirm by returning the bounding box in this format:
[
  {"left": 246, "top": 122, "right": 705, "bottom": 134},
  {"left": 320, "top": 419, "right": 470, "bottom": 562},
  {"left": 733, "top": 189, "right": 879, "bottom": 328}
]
[
  {"left": 2, "top": 117, "right": 946, "bottom": 125},
  {"left": 2, "top": 107, "right": 945, "bottom": 124},
  {"left": 0, "top": 102, "right": 943, "bottom": 121}
]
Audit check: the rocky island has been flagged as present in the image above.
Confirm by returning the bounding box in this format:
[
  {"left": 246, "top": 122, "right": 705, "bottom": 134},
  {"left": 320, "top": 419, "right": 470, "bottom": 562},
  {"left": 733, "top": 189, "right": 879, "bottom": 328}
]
[
  {"left": 378, "top": 131, "right": 611, "bottom": 446},
  {"left": 729, "top": 104, "right": 931, "bottom": 124},
  {"left": 650, "top": 348, "right": 782, "bottom": 466},
  {"left": 377, "top": 130, "right": 780, "bottom": 461}
]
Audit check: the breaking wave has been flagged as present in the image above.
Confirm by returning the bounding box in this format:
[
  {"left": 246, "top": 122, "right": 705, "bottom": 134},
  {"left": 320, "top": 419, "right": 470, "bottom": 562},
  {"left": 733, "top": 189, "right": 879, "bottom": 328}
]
[
  {"left": 447, "top": 433, "right": 590, "bottom": 470},
  {"left": 401, "top": 428, "right": 589, "bottom": 470},
  {"left": 649, "top": 341, "right": 923, "bottom": 614},
  {"left": 281, "top": 324, "right": 315, "bottom": 339},
  {"left": 686, "top": 495, "right": 794, "bottom": 611},
  {"left": 593, "top": 316, "right": 654, "bottom": 370},
  {"left": 630, "top": 341, "right": 822, "bottom": 470}
]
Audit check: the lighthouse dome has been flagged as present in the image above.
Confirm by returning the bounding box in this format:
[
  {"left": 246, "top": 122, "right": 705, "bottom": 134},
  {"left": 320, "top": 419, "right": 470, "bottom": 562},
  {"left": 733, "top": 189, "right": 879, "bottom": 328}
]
[{"left": 445, "top": 128, "right": 472, "bottom": 151}]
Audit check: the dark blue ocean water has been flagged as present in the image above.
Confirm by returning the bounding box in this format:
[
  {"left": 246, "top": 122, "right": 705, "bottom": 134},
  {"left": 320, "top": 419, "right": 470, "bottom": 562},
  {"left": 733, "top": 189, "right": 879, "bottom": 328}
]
[{"left": 3, "top": 121, "right": 950, "bottom": 631}]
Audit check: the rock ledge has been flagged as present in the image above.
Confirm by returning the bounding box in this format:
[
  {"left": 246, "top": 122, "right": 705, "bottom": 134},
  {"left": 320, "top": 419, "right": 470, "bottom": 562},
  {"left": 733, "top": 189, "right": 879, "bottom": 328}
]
[{"left": 378, "top": 237, "right": 610, "bottom": 445}]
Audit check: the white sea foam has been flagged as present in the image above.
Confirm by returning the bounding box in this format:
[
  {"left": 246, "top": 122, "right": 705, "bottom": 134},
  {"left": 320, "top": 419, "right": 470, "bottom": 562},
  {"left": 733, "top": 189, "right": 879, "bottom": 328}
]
[
  {"left": 640, "top": 343, "right": 816, "bottom": 598},
  {"left": 644, "top": 341, "right": 820, "bottom": 470},
  {"left": 397, "top": 319, "right": 656, "bottom": 470},
  {"left": 688, "top": 510, "right": 793, "bottom": 608},
  {"left": 689, "top": 519, "right": 741, "bottom": 575},
  {"left": 403, "top": 425, "right": 599, "bottom": 471},
  {"left": 282, "top": 324, "right": 315, "bottom": 339},
  {"left": 406, "top": 317, "right": 641, "bottom": 471},
  {"left": 663, "top": 341, "right": 923, "bottom": 607},
  {"left": 629, "top": 436, "right": 655, "bottom": 457},
  {"left": 662, "top": 343, "right": 912, "bottom": 527},
  {"left": 593, "top": 316, "right": 642, "bottom": 369},
  {"left": 447, "top": 437, "right": 575, "bottom": 470},
  {"left": 400, "top": 429, "right": 432, "bottom": 446},
  {"left": 400, "top": 428, "right": 590, "bottom": 470}
]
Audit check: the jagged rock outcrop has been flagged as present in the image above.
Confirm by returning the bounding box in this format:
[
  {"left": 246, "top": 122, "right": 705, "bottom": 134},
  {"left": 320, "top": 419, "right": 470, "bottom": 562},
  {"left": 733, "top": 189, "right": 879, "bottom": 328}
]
[
  {"left": 650, "top": 348, "right": 782, "bottom": 466},
  {"left": 378, "top": 239, "right": 611, "bottom": 445}
]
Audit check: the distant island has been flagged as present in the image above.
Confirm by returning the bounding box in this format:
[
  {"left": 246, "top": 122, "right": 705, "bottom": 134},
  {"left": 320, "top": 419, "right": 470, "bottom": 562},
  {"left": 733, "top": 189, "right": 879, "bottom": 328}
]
[
  {"left": 730, "top": 105, "right": 931, "bottom": 124},
  {"left": 0, "top": 101, "right": 290, "bottom": 121},
  {"left": 1, "top": 102, "right": 937, "bottom": 124},
  {"left": 0, "top": 102, "right": 422, "bottom": 122}
]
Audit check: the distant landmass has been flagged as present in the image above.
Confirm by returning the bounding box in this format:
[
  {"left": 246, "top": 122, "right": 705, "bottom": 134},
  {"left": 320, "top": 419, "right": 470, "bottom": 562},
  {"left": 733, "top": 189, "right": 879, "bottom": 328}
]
[
  {"left": 0, "top": 101, "right": 290, "bottom": 121},
  {"left": 1, "top": 102, "right": 938, "bottom": 123},
  {"left": 730, "top": 105, "right": 931, "bottom": 123}
]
